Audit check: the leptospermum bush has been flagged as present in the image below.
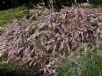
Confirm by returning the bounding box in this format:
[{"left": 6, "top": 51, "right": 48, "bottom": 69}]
[{"left": 0, "top": 6, "right": 102, "bottom": 75}]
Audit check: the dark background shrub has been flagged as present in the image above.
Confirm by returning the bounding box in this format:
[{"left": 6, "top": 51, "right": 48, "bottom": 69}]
[
  {"left": 0, "top": 0, "right": 102, "bottom": 10},
  {"left": 89, "top": 0, "right": 102, "bottom": 5}
]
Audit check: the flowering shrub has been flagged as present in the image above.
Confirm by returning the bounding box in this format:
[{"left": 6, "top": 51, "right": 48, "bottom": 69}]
[{"left": 0, "top": 6, "right": 102, "bottom": 75}]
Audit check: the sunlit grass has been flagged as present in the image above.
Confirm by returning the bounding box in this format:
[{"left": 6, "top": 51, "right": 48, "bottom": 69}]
[{"left": 0, "top": 6, "right": 25, "bottom": 27}]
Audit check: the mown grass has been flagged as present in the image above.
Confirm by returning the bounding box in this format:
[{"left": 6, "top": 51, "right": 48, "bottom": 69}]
[{"left": 0, "top": 6, "right": 26, "bottom": 27}]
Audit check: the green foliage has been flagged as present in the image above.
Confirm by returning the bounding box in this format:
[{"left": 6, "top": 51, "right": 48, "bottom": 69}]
[
  {"left": 0, "top": 63, "right": 29, "bottom": 76},
  {"left": 90, "top": 0, "right": 102, "bottom": 5},
  {"left": 0, "top": 53, "right": 29, "bottom": 76},
  {"left": 57, "top": 59, "right": 76, "bottom": 76},
  {"left": 81, "top": 55, "right": 102, "bottom": 76},
  {"left": 0, "top": 0, "right": 102, "bottom": 10},
  {"left": 0, "top": 0, "right": 38, "bottom": 10},
  {"left": 57, "top": 52, "right": 102, "bottom": 76},
  {"left": 0, "top": 6, "right": 25, "bottom": 27}
]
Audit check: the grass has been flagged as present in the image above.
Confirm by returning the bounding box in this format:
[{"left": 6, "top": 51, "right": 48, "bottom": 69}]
[
  {"left": 57, "top": 45, "right": 102, "bottom": 76},
  {"left": 57, "top": 55, "right": 102, "bottom": 76},
  {"left": 0, "top": 54, "right": 29, "bottom": 76},
  {"left": 0, "top": 6, "right": 26, "bottom": 27},
  {"left": 0, "top": 63, "right": 27, "bottom": 76}
]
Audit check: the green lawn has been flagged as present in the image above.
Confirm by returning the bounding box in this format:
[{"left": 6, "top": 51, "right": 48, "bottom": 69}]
[{"left": 0, "top": 6, "right": 25, "bottom": 27}]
